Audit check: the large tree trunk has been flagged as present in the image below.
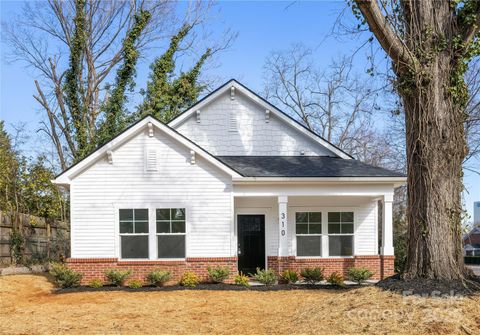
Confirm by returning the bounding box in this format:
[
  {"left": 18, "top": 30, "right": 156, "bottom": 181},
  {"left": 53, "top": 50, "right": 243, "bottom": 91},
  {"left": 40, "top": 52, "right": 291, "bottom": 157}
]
[
  {"left": 355, "top": 0, "right": 479, "bottom": 280},
  {"left": 400, "top": 1, "right": 467, "bottom": 280},
  {"left": 402, "top": 69, "right": 467, "bottom": 280}
]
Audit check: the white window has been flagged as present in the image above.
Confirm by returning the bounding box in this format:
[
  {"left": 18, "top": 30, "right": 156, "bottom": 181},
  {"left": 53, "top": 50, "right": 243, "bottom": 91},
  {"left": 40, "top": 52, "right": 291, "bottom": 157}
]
[
  {"left": 119, "top": 209, "right": 149, "bottom": 259},
  {"left": 156, "top": 208, "right": 186, "bottom": 258},
  {"left": 328, "top": 212, "right": 354, "bottom": 256},
  {"left": 296, "top": 212, "right": 322, "bottom": 256}
]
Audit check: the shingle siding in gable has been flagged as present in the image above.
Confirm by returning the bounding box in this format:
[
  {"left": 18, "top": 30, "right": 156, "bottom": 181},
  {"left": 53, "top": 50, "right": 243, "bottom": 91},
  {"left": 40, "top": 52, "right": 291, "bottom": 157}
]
[
  {"left": 70, "top": 130, "right": 233, "bottom": 259},
  {"left": 175, "top": 91, "right": 335, "bottom": 156}
]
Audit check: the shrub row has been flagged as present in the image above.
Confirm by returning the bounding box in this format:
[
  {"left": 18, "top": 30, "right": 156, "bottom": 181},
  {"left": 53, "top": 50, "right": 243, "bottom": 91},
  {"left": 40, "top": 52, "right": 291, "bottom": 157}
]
[
  {"left": 49, "top": 263, "right": 374, "bottom": 289},
  {"left": 49, "top": 263, "right": 233, "bottom": 288}
]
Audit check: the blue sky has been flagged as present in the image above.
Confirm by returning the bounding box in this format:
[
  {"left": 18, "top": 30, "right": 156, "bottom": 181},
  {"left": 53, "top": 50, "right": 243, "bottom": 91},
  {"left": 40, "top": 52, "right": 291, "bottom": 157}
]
[{"left": 1, "top": 0, "right": 479, "bottom": 222}]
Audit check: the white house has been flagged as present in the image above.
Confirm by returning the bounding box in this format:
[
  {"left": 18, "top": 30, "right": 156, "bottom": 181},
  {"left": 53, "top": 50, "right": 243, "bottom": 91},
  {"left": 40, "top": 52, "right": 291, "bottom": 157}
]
[{"left": 54, "top": 79, "right": 405, "bottom": 283}]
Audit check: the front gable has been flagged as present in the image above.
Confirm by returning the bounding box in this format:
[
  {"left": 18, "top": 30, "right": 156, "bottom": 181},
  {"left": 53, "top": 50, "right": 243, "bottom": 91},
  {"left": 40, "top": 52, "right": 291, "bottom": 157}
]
[
  {"left": 169, "top": 80, "right": 352, "bottom": 158},
  {"left": 54, "top": 117, "right": 241, "bottom": 186}
]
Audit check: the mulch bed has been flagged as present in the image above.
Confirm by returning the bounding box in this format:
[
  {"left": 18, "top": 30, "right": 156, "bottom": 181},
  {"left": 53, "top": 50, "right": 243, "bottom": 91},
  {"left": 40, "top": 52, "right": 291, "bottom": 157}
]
[
  {"left": 57, "top": 282, "right": 360, "bottom": 294},
  {"left": 376, "top": 274, "right": 480, "bottom": 296}
]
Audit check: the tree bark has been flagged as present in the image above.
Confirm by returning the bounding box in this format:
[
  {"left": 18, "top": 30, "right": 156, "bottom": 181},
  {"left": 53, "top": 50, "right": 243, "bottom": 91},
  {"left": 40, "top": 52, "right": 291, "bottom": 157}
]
[{"left": 402, "top": 62, "right": 467, "bottom": 280}]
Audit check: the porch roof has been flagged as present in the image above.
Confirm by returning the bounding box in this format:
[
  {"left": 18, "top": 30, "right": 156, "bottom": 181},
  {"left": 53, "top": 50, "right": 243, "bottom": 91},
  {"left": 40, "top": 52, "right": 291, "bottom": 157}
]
[{"left": 217, "top": 156, "right": 405, "bottom": 178}]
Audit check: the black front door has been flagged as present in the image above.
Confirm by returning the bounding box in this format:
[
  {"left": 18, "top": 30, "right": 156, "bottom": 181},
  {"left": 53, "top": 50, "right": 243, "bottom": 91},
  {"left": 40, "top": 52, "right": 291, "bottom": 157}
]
[{"left": 237, "top": 214, "right": 265, "bottom": 275}]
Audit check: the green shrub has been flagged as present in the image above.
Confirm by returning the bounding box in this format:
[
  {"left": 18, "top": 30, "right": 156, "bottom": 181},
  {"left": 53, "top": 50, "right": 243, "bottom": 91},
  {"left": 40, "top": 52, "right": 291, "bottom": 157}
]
[
  {"left": 253, "top": 268, "right": 277, "bottom": 286},
  {"left": 234, "top": 273, "right": 250, "bottom": 287},
  {"left": 347, "top": 267, "right": 374, "bottom": 285},
  {"left": 146, "top": 269, "right": 172, "bottom": 287},
  {"left": 49, "top": 262, "right": 82, "bottom": 288},
  {"left": 88, "top": 279, "right": 103, "bottom": 288},
  {"left": 105, "top": 269, "right": 131, "bottom": 286},
  {"left": 327, "top": 272, "right": 345, "bottom": 287},
  {"left": 179, "top": 271, "right": 199, "bottom": 287},
  {"left": 207, "top": 266, "right": 230, "bottom": 283},
  {"left": 128, "top": 280, "right": 143, "bottom": 289},
  {"left": 300, "top": 267, "right": 324, "bottom": 284},
  {"left": 280, "top": 269, "right": 298, "bottom": 284}
]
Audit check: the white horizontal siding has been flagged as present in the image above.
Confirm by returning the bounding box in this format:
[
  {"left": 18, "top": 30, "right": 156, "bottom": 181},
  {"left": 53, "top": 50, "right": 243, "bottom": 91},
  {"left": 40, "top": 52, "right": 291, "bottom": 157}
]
[
  {"left": 71, "top": 130, "right": 233, "bottom": 258},
  {"left": 176, "top": 91, "right": 335, "bottom": 156}
]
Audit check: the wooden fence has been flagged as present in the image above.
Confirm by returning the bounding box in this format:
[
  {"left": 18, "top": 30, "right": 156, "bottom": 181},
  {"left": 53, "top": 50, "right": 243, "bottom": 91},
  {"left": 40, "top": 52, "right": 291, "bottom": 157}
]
[{"left": 0, "top": 211, "right": 69, "bottom": 265}]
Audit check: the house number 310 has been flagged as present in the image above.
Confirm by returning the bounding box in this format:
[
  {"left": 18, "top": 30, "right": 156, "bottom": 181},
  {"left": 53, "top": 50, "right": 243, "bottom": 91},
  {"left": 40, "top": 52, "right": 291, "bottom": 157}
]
[{"left": 281, "top": 212, "right": 286, "bottom": 236}]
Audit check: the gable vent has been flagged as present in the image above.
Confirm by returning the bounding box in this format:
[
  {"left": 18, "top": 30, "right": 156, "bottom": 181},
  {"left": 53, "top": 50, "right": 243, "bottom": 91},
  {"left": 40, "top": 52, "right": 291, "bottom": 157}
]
[
  {"left": 229, "top": 110, "right": 237, "bottom": 132},
  {"left": 146, "top": 148, "right": 158, "bottom": 171}
]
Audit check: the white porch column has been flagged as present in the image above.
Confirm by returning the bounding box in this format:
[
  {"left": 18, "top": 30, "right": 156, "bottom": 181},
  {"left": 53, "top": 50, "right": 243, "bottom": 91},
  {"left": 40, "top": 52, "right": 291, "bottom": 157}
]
[
  {"left": 381, "top": 194, "right": 394, "bottom": 256},
  {"left": 278, "top": 196, "right": 289, "bottom": 257}
]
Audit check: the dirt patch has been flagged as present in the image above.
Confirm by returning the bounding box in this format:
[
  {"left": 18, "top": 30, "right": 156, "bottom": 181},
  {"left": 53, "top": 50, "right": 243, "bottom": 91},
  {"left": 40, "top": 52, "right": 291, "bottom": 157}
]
[{"left": 1, "top": 274, "right": 479, "bottom": 335}]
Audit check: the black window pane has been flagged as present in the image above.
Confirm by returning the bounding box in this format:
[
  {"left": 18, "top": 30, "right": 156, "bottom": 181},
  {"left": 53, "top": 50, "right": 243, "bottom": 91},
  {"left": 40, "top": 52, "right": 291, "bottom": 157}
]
[
  {"left": 328, "top": 212, "right": 341, "bottom": 223},
  {"left": 296, "top": 212, "right": 308, "bottom": 223},
  {"left": 296, "top": 224, "right": 308, "bottom": 234},
  {"left": 341, "top": 212, "right": 354, "bottom": 223},
  {"left": 119, "top": 209, "right": 133, "bottom": 221},
  {"left": 329, "top": 236, "right": 353, "bottom": 256},
  {"left": 172, "top": 208, "right": 185, "bottom": 220},
  {"left": 120, "top": 221, "right": 133, "bottom": 234},
  {"left": 309, "top": 223, "right": 322, "bottom": 234},
  {"left": 156, "top": 209, "right": 170, "bottom": 221},
  {"left": 172, "top": 221, "right": 185, "bottom": 233},
  {"left": 135, "top": 221, "right": 149, "bottom": 234},
  {"left": 158, "top": 235, "right": 185, "bottom": 258},
  {"left": 135, "top": 209, "right": 148, "bottom": 221},
  {"left": 342, "top": 223, "right": 354, "bottom": 234},
  {"left": 309, "top": 212, "right": 322, "bottom": 223},
  {"left": 297, "top": 236, "right": 321, "bottom": 256},
  {"left": 328, "top": 223, "right": 341, "bottom": 234},
  {"left": 121, "top": 235, "right": 148, "bottom": 258},
  {"left": 156, "top": 221, "right": 170, "bottom": 233}
]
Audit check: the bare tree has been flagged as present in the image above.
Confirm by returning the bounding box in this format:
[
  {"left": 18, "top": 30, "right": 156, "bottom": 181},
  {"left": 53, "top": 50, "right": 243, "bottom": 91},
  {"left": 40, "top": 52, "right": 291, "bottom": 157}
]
[
  {"left": 263, "top": 44, "right": 398, "bottom": 168},
  {"left": 464, "top": 57, "right": 480, "bottom": 171},
  {"left": 2, "top": 0, "right": 231, "bottom": 169}
]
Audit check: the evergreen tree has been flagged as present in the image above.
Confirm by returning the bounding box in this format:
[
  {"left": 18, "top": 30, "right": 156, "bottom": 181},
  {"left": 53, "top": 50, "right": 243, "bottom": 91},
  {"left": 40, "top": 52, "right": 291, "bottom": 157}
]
[{"left": 138, "top": 24, "right": 211, "bottom": 122}]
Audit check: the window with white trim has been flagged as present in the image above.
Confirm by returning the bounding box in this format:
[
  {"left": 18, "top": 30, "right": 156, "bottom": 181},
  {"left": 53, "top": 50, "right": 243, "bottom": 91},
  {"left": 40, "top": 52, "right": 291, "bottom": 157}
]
[
  {"left": 328, "top": 212, "right": 354, "bottom": 256},
  {"left": 296, "top": 212, "right": 322, "bottom": 256},
  {"left": 156, "top": 208, "right": 186, "bottom": 258},
  {"left": 119, "top": 209, "right": 149, "bottom": 259}
]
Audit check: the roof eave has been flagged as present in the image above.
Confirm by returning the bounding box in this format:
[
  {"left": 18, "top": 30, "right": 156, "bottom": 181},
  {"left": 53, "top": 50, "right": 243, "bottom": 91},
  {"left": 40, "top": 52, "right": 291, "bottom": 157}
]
[{"left": 232, "top": 176, "right": 407, "bottom": 185}]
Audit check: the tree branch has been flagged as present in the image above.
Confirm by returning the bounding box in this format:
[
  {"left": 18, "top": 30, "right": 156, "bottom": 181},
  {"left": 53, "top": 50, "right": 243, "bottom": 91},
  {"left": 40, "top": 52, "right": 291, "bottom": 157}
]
[{"left": 355, "top": 0, "right": 415, "bottom": 69}]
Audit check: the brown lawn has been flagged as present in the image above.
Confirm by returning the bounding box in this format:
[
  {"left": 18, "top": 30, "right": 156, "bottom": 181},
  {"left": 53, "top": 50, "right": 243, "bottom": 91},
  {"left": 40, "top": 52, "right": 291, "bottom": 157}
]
[{"left": 0, "top": 274, "right": 479, "bottom": 335}]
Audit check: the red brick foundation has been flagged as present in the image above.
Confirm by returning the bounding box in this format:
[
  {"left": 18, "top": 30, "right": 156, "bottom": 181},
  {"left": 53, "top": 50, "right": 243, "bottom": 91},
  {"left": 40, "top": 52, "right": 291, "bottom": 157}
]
[
  {"left": 66, "top": 255, "right": 394, "bottom": 285},
  {"left": 65, "top": 257, "right": 238, "bottom": 285},
  {"left": 267, "top": 255, "right": 395, "bottom": 280}
]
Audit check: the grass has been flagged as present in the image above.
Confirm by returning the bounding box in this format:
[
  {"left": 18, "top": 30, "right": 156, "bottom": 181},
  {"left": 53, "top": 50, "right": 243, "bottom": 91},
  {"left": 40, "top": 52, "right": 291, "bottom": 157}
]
[{"left": 0, "top": 274, "right": 479, "bottom": 334}]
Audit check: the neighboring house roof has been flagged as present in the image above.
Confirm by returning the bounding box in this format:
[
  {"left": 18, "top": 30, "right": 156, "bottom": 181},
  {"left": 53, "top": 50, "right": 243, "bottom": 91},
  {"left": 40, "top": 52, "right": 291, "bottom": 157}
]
[
  {"left": 168, "top": 79, "right": 353, "bottom": 160},
  {"left": 53, "top": 116, "right": 243, "bottom": 185},
  {"left": 216, "top": 156, "right": 406, "bottom": 178}
]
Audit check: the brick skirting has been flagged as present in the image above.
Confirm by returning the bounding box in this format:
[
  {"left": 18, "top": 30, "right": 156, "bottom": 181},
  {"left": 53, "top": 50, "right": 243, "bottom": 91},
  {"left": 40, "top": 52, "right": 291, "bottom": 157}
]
[
  {"left": 267, "top": 255, "right": 395, "bottom": 280},
  {"left": 65, "top": 257, "right": 238, "bottom": 285},
  {"left": 66, "top": 255, "right": 394, "bottom": 285}
]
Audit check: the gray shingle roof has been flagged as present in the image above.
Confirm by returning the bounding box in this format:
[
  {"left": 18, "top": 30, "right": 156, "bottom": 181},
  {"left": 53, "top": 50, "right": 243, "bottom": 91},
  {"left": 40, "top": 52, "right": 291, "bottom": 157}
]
[{"left": 216, "top": 156, "right": 405, "bottom": 178}]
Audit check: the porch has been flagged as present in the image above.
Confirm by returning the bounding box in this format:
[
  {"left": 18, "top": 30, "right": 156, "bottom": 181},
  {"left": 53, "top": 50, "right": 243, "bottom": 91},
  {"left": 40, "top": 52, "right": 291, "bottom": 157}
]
[{"left": 232, "top": 183, "right": 395, "bottom": 279}]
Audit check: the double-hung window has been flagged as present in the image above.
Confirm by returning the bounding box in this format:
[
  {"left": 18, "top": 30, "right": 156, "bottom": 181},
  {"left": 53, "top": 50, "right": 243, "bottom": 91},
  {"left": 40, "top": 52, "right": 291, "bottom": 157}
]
[
  {"left": 119, "top": 209, "right": 149, "bottom": 259},
  {"left": 296, "top": 212, "right": 322, "bottom": 256},
  {"left": 328, "top": 212, "right": 354, "bottom": 256},
  {"left": 156, "top": 208, "right": 186, "bottom": 258}
]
